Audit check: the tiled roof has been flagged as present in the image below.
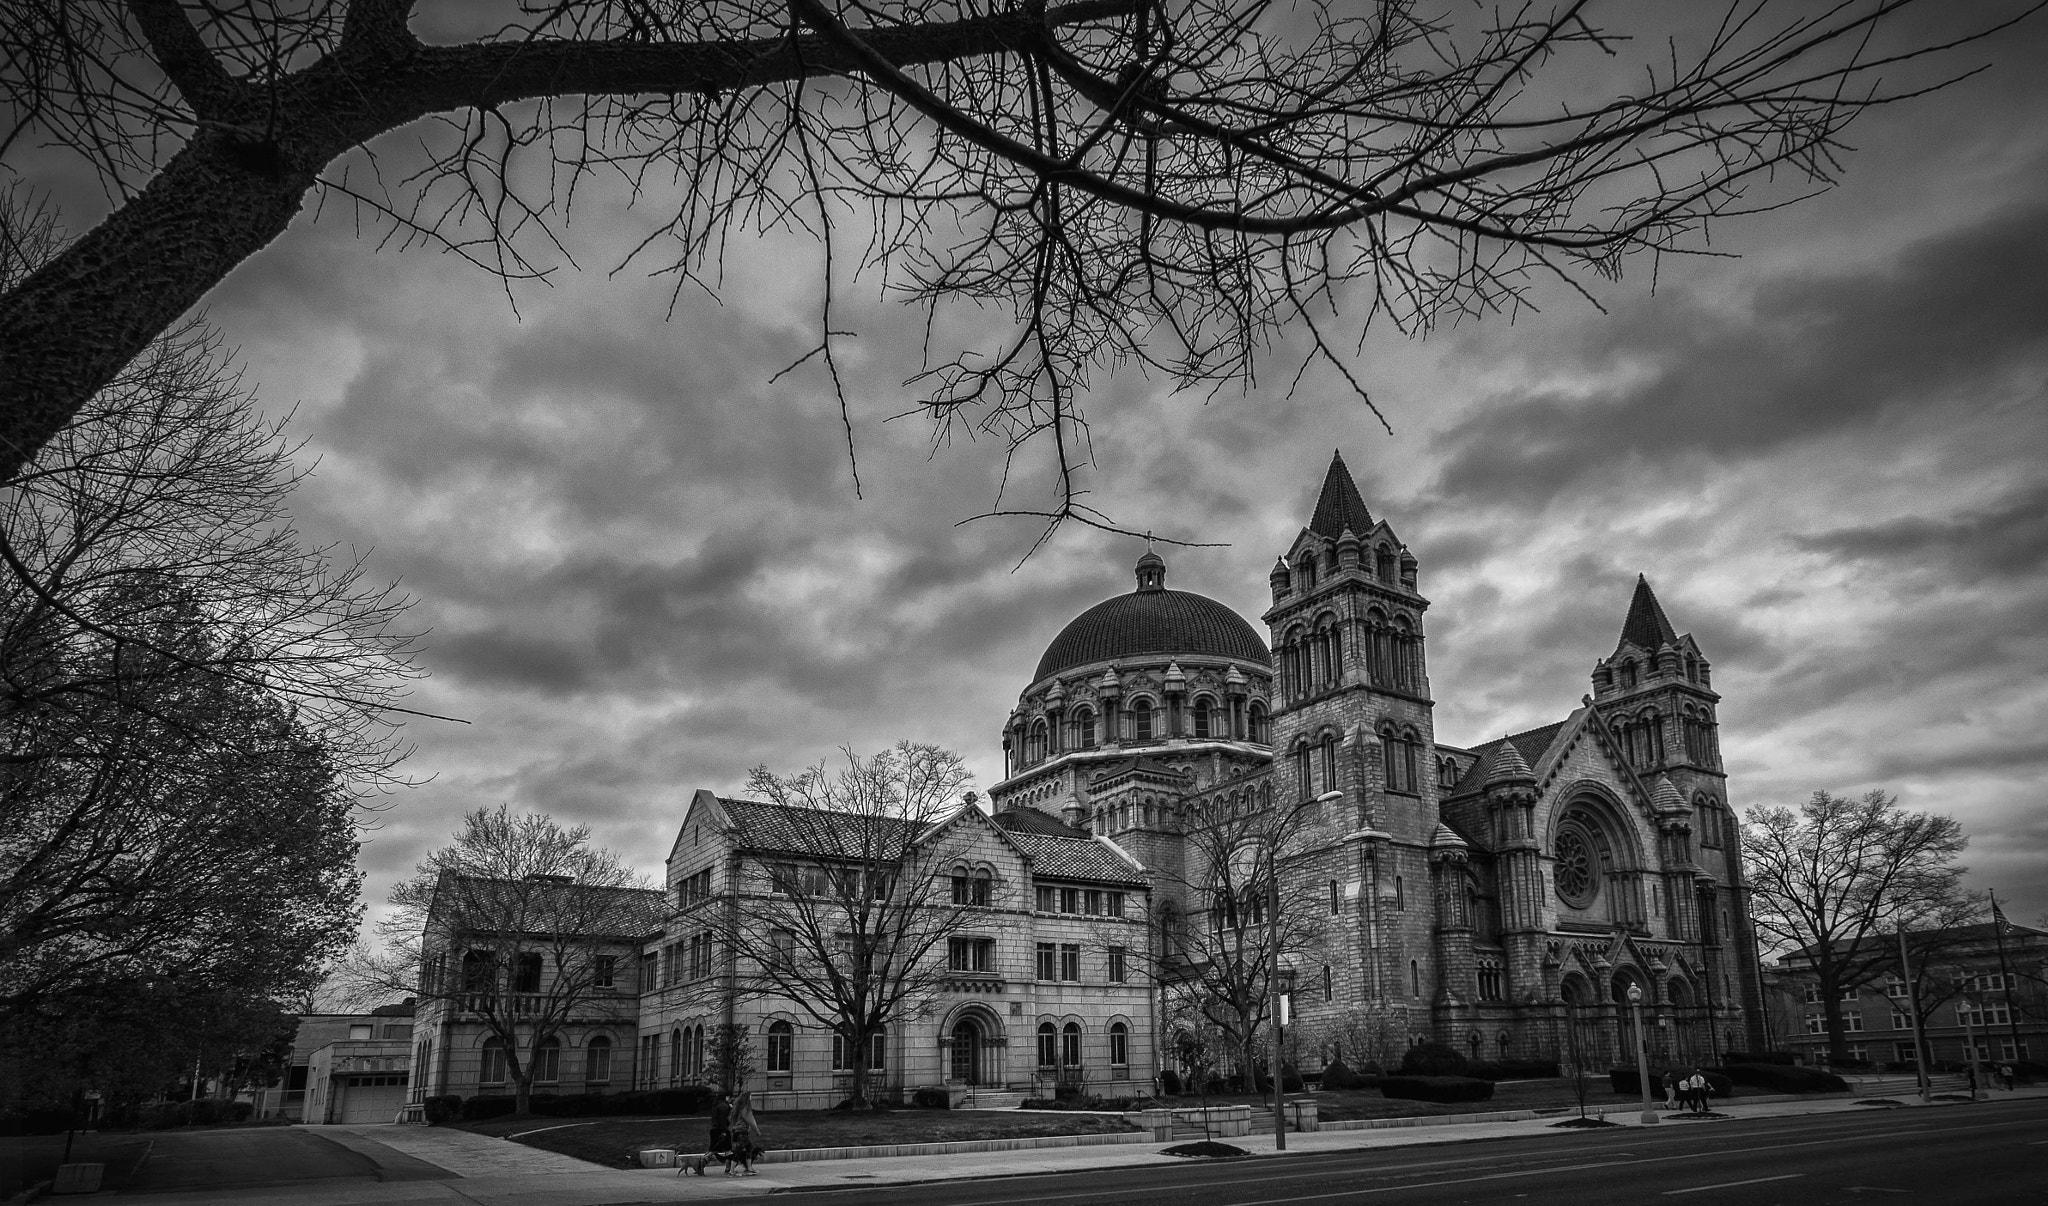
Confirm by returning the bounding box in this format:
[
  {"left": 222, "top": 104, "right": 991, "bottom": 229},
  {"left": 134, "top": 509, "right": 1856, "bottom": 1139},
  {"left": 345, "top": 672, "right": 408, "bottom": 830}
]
[
  {"left": 719, "top": 797, "right": 925, "bottom": 856},
  {"left": 440, "top": 873, "right": 666, "bottom": 938},
  {"left": 1617, "top": 574, "right": 1680, "bottom": 653},
  {"left": 1309, "top": 451, "right": 1375, "bottom": 540},
  {"left": 1008, "top": 832, "right": 1149, "bottom": 886},
  {"left": 1450, "top": 720, "right": 1568, "bottom": 795},
  {"left": 993, "top": 808, "right": 1088, "bottom": 838}
]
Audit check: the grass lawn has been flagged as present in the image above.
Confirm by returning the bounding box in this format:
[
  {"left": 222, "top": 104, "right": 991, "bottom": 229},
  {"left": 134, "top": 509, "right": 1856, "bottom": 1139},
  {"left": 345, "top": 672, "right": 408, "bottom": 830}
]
[
  {"left": 1171, "top": 1078, "right": 1664, "bottom": 1122},
  {"left": 0, "top": 1132, "right": 155, "bottom": 1198},
  {"left": 457, "top": 1109, "right": 1140, "bottom": 1167}
]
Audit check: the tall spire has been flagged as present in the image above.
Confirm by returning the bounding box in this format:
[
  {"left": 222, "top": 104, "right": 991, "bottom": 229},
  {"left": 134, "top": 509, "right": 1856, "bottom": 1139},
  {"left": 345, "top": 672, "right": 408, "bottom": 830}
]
[
  {"left": 1309, "top": 450, "right": 1374, "bottom": 539},
  {"left": 1617, "top": 574, "right": 1679, "bottom": 653}
]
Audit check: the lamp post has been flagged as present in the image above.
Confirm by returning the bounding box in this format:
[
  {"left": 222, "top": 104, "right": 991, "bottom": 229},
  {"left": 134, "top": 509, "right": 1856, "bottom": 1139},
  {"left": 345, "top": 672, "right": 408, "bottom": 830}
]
[
  {"left": 1627, "top": 984, "right": 1659, "bottom": 1124},
  {"left": 1959, "top": 996, "right": 1985, "bottom": 1100}
]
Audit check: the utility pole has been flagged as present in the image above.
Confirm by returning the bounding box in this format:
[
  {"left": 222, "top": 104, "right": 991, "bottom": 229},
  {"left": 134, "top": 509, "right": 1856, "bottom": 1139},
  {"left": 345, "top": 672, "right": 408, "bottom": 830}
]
[{"left": 1898, "top": 926, "right": 1930, "bottom": 1102}]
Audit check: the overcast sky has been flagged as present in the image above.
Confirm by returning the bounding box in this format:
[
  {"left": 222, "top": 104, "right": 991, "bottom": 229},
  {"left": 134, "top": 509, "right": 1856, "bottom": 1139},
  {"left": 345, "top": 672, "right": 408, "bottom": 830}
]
[{"left": 41, "top": 6, "right": 2048, "bottom": 936}]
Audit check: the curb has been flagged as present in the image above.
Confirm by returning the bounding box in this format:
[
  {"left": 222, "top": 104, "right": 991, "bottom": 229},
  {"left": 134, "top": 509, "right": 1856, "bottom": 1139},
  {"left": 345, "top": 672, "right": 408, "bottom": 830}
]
[{"left": 755, "top": 1129, "right": 1153, "bottom": 1164}]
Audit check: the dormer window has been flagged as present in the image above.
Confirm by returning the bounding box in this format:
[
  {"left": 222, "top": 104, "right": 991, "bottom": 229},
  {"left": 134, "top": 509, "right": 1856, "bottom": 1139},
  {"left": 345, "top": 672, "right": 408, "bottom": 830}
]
[{"left": 1620, "top": 660, "right": 1638, "bottom": 688}]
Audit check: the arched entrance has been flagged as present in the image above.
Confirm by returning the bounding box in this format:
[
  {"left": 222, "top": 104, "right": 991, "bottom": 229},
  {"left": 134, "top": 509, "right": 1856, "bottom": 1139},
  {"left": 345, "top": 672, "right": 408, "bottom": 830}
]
[{"left": 950, "top": 1018, "right": 982, "bottom": 1085}]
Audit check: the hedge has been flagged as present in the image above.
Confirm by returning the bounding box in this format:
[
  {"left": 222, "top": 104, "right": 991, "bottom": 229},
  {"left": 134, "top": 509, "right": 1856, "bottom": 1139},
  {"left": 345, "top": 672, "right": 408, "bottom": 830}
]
[
  {"left": 1320, "top": 1059, "right": 1364, "bottom": 1091},
  {"left": 1719, "top": 1064, "right": 1847, "bottom": 1094},
  {"left": 1159, "top": 1070, "right": 1183, "bottom": 1095},
  {"left": 911, "top": 1087, "right": 951, "bottom": 1109},
  {"left": 1463, "top": 1059, "right": 1560, "bottom": 1081},
  {"left": 1378, "top": 1076, "right": 1494, "bottom": 1103},
  {"left": 1724, "top": 1050, "right": 1799, "bottom": 1065},
  {"left": 1398, "top": 1042, "right": 1468, "bottom": 1077},
  {"left": 422, "top": 1095, "right": 463, "bottom": 1125},
  {"left": 1610, "top": 1068, "right": 1732, "bottom": 1098}
]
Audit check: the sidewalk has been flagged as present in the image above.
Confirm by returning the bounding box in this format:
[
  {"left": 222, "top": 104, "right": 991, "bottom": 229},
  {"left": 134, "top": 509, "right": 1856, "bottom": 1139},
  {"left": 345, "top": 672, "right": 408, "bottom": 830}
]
[{"left": 50, "top": 1083, "right": 2048, "bottom": 1206}]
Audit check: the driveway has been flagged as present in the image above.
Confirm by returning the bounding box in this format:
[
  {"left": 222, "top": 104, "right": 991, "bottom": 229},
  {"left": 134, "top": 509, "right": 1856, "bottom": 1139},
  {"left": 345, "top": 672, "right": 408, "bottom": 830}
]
[{"left": 123, "top": 1126, "right": 456, "bottom": 1193}]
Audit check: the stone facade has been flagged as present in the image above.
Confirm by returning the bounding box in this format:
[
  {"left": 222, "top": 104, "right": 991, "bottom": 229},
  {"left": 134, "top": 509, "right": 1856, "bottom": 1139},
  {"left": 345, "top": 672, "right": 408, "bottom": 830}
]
[{"left": 989, "top": 453, "right": 1766, "bottom": 1075}]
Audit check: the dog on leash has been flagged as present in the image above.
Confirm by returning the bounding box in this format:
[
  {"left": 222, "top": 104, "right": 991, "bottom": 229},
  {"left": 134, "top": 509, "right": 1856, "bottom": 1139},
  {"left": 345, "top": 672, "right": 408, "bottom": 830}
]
[
  {"left": 722, "top": 1136, "right": 762, "bottom": 1176},
  {"left": 674, "top": 1152, "right": 711, "bottom": 1176}
]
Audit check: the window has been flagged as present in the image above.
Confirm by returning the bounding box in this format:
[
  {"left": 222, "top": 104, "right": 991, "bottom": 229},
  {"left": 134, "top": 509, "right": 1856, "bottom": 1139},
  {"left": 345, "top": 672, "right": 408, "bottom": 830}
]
[
  {"left": 1410, "top": 959, "right": 1421, "bottom": 997},
  {"left": 461, "top": 949, "right": 494, "bottom": 992},
  {"left": 1884, "top": 975, "right": 1910, "bottom": 999},
  {"left": 514, "top": 952, "right": 542, "bottom": 993},
  {"left": 1106, "top": 892, "right": 1126, "bottom": 918},
  {"left": 1110, "top": 1022, "right": 1129, "bottom": 1066},
  {"left": 949, "top": 937, "right": 994, "bottom": 972},
  {"left": 1478, "top": 960, "right": 1505, "bottom": 1002},
  {"left": 1248, "top": 703, "right": 1269, "bottom": 744},
  {"left": 766, "top": 1021, "right": 793, "bottom": 1073},
  {"left": 532, "top": 1038, "right": 561, "bottom": 1083},
  {"left": 1891, "top": 1010, "right": 1912, "bottom": 1031},
  {"left": 1193, "top": 699, "right": 1213, "bottom": 739},
  {"left": 1108, "top": 946, "right": 1128, "bottom": 983},
  {"left": 1060, "top": 887, "right": 1079, "bottom": 914},
  {"left": 1844, "top": 1044, "right": 1867, "bottom": 1062},
  {"left": 669, "top": 1029, "right": 682, "bottom": 1081},
  {"left": 1036, "top": 943, "right": 1057, "bottom": 981},
  {"left": 1321, "top": 734, "right": 1338, "bottom": 795},
  {"left": 832, "top": 1030, "right": 855, "bottom": 1071},
  {"left": 2001, "top": 1039, "right": 2029, "bottom": 1061},
  {"left": 1060, "top": 944, "right": 1080, "bottom": 982},
  {"left": 638, "top": 951, "right": 656, "bottom": 993},
  {"left": 593, "top": 955, "right": 616, "bottom": 989},
  {"left": 1895, "top": 1041, "right": 1919, "bottom": 1063},
  {"left": 1958, "top": 1001, "right": 2011, "bottom": 1027},
  {"left": 1329, "top": 879, "right": 1341, "bottom": 914},
  {"left": 585, "top": 1036, "right": 612, "bottom": 1084},
  {"left": 1967, "top": 973, "right": 2010, "bottom": 994},
  {"left": 1322, "top": 965, "right": 1333, "bottom": 1001},
  {"left": 1061, "top": 1022, "right": 1082, "bottom": 1068},
  {"left": 1132, "top": 699, "right": 1155, "bottom": 742},
  {"left": 1037, "top": 1023, "right": 1057, "bottom": 1067},
  {"left": 1085, "top": 890, "right": 1103, "bottom": 915},
  {"left": 1294, "top": 744, "right": 1312, "bottom": 798},
  {"left": 1844, "top": 1012, "right": 1864, "bottom": 1033},
  {"left": 1395, "top": 875, "right": 1405, "bottom": 912},
  {"left": 953, "top": 869, "right": 992, "bottom": 906},
  {"left": 348, "top": 1023, "right": 373, "bottom": 1040},
  {"left": 677, "top": 867, "right": 713, "bottom": 907},
  {"left": 480, "top": 1037, "right": 508, "bottom": 1084},
  {"left": 1074, "top": 708, "right": 1097, "bottom": 750},
  {"left": 1036, "top": 885, "right": 1056, "bottom": 912},
  {"left": 1805, "top": 1015, "right": 1826, "bottom": 1035}
]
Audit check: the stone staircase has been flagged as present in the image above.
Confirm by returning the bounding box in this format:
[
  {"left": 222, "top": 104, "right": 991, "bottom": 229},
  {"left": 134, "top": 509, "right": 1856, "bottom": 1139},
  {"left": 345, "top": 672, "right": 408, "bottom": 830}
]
[{"left": 950, "top": 1088, "right": 1030, "bottom": 1111}]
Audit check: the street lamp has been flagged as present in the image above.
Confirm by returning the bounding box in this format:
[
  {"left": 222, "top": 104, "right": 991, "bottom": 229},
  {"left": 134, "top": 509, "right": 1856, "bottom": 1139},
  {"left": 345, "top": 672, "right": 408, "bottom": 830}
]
[{"left": 1626, "top": 984, "right": 1659, "bottom": 1124}]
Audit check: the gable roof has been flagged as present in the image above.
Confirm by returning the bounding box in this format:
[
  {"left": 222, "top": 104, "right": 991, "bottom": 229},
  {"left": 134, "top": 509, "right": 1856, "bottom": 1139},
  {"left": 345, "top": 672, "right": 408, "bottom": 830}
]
[
  {"left": 1450, "top": 719, "right": 1569, "bottom": 795},
  {"left": 993, "top": 808, "right": 1089, "bottom": 838},
  {"left": 1308, "top": 451, "right": 1375, "bottom": 541},
  {"left": 719, "top": 796, "right": 927, "bottom": 857}
]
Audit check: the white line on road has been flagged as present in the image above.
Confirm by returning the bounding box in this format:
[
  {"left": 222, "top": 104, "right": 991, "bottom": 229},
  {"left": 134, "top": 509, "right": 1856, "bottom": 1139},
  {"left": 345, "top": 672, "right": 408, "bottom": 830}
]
[{"left": 1663, "top": 1174, "right": 1802, "bottom": 1196}]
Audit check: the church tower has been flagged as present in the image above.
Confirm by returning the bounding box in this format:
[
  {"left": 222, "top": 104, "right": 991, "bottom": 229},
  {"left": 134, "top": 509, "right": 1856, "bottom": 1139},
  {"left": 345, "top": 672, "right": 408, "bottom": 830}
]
[{"left": 1264, "top": 452, "right": 1442, "bottom": 1022}]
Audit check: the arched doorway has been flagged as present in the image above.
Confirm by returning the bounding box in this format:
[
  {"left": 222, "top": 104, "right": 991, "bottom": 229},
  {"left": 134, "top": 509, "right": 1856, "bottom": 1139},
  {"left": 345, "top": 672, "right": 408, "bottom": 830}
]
[{"left": 950, "top": 1018, "right": 982, "bottom": 1085}]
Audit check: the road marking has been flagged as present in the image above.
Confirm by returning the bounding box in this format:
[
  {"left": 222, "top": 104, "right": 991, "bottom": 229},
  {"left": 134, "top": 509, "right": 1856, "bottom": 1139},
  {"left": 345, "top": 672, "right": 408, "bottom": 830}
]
[{"left": 1664, "top": 1174, "right": 1802, "bottom": 1195}]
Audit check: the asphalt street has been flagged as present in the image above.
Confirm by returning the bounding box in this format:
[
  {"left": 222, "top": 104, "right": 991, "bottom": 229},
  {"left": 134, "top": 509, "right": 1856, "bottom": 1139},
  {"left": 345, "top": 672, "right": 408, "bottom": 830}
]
[
  {"left": 121, "top": 1126, "right": 456, "bottom": 1193},
  {"left": 769, "top": 1099, "right": 2048, "bottom": 1206}
]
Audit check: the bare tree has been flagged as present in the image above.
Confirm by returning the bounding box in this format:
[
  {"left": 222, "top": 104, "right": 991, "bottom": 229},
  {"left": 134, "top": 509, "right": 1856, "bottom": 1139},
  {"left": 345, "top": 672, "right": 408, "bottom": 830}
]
[
  {"left": 1, "top": 2, "right": 2038, "bottom": 521},
  {"left": 1742, "top": 788, "right": 1971, "bottom": 1062},
  {"left": 712, "top": 741, "right": 972, "bottom": 1109},
  {"left": 370, "top": 805, "right": 662, "bottom": 1114},
  {"left": 1156, "top": 789, "right": 1322, "bottom": 1094}
]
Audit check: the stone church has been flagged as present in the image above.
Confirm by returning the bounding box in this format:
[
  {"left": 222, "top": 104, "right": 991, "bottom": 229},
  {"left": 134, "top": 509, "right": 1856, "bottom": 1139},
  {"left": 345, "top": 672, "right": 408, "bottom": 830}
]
[{"left": 988, "top": 452, "right": 1766, "bottom": 1072}]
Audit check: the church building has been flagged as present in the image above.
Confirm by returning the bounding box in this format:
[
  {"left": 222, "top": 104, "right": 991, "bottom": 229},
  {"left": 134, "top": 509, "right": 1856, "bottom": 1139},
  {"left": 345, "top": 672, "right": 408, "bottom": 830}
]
[{"left": 989, "top": 452, "right": 1766, "bottom": 1073}]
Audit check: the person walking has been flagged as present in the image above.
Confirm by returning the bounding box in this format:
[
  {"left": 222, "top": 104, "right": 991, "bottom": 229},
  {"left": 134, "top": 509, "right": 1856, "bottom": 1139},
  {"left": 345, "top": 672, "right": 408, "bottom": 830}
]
[
  {"left": 1685, "top": 1066, "right": 1710, "bottom": 1114},
  {"left": 1999, "top": 1063, "right": 2016, "bottom": 1091},
  {"left": 1662, "top": 1070, "right": 1678, "bottom": 1110},
  {"left": 728, "top": 1088, "right": 761, "bottom": 1175},
  {"left": 707, "top": 1091, "right": 732, "bottom": 1157}
]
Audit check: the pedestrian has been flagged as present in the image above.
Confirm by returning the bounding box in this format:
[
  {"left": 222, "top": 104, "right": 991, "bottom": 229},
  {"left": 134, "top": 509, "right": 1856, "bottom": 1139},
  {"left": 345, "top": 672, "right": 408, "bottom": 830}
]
[
  {"left": 727, "top": 1088, "right": 762, "bottom": 1176},
  {"left": 707, "top": 1090, "right": 732, "bottom": 1157},
  {"left": 1662, "top": 1070, "right": 1678, "bottom": 1110},
  {"left": 1685, "top": 1066, "right": 1709, "bottom": 1114},
  {"left": 1999, "top": 1064, "right": 2015, "bottom": 1091}
]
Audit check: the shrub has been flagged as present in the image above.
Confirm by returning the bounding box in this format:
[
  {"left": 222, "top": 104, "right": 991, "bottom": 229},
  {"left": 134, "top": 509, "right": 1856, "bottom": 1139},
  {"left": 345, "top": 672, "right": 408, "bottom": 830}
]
[
  {"left": 1320, "top": 1059, "right": 1363, "bottom": 1091},
  {"left": 1725, "top": 1050, "right": 1799, "bottom": 1065},
  {"left": 648, "top": 1086, "right": 716, "bottom": 1115},
  {"left": 1463, "top": 1059, "right": 1560, "bottom": 1081},
  {"left": 1611, "top": 1068, "right": 1734, "bottom": 1098},
  {"left": 1399, "top": 1042, "right": 1469, "bottom": 1077},
  {"left": 422, "top": 1096, "right": 463, "bottom": 1125},
  {"left": 1719, "top": 1064, "right": 1846, "bottom": 1094},
  {"left": 459, "top": 1095, "right": 518, "bottom": 1122},
  {"left": 1378, "top": 1076, "right": 1493, "bottom": 1103},
  {"left": 1158, "top": 1070, "right": 1182, "bottom": 1096},
  {"left": 911, "top": 1087, "right": 951, "bottom": 1109}
]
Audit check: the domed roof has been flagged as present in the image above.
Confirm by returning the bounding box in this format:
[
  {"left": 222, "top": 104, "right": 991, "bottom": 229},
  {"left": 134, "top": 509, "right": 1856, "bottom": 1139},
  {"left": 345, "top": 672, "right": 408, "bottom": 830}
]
[{"left": 1033, "top": 553, "right": 1270, "bottom": 683}]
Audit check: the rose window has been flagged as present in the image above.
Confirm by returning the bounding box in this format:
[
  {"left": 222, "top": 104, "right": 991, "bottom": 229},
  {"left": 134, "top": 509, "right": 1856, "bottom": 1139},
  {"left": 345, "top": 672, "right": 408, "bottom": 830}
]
[{"left": 1554, "top": 827, "right": 1597, "bottom": 907}]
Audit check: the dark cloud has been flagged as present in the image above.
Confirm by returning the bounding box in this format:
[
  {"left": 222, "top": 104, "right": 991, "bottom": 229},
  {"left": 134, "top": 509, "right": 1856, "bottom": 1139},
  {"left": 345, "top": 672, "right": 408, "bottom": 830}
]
[{"left": 1789, "top": 480, "right": 2048, "bottom": 584}]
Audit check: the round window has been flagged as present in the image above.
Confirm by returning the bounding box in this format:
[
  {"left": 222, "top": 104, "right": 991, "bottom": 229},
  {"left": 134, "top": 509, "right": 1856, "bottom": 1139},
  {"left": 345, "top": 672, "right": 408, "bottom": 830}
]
[{"left": 1554, "top": 825, "right": 1597, "bottom": 908}]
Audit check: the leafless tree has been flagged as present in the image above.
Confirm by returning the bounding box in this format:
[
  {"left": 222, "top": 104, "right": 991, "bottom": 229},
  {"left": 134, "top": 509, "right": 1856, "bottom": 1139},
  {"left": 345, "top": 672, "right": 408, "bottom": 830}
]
[
  {"left": 1156, "top": 787, "right": 1322, "bottom": 1094},
  {"left": 0, "top": 219, "right": 413, "bottom": 1020},
  {"left": 712, "top": 741, "right": 972, "bottom": 1109},
  {"left": 369, "top": 805, "right": 662, "bottom": 1114},
  {"left": 1742, "top": 788, "right": 1971, "bottom": 1062},
  {"left": 2, "top": 2, "right": 2039, "bottom": 528}
]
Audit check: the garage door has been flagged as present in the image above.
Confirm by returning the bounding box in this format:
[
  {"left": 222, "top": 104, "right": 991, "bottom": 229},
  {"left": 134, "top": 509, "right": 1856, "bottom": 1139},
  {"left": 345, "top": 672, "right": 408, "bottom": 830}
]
[{"left": 337, "top": 1074, "right": 408, "bottom": 1124}]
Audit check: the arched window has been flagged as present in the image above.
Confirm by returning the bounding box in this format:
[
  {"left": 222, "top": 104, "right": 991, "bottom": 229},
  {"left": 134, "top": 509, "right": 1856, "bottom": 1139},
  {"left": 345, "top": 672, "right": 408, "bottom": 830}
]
[
  {"left": 1131, "top": 697, "right": 1155, "bottom": 742},
  {"left": 1027, "top": 718, "right": 1049, "bottom": 763},
  {"left": 460, "top": 949, "right": 494, "bottom": 993},
  {"left": 1300, "top": 557, "right": 1318, "bottom": 590},
  {"left": 1293, "top": 743, "right": 1313, "bottom": 800},
  {"left": 1193, "top": 696, "right": 1214, "bottom": 739},
  {"left": 585, "top": 1035, "right": 613, "bottom": 1084},
  {"left": 1395, "top": 875, "right": 1405, "bottom": 912},
  {"left": 1620, "top": 660, "right": 1638, "bottom": 688},
  {"left": 514, "top": 952, "right": 542, "bottom": 993},
  {"left": 1061, "top": 1022, "right": 1083, "bottom": 1068},
  {"left": 1037, "top": 1022, "right": 1057, "bottom": 1068},
  {"left": 1073, "top": 706, "right": 1097, "bottom": 750},
  {"left": 1410, "top": 959, "right": 1421, "bottom": 996},
  {"left": 532, "top": 1037, "right": 561, "bottom": 1084},
  {"left": 668, "top": 1029, "right": 682, "bottom": 1082},
  {"left": 693, "top": 1025, "right": 707, "bottom": 1077},
  {"left": 1248, "top": 701, "right": 1269, "bottom": 744},
  {"left": 1391, "top": 616, "right": 1417, "bottom": 691},
  {"left": 1109, "top": 1022, "right": 1129, "bottom": 1067},
  {"left": 480, "top": 1036, "right": 508, "bottom": 1084},
  {"left": 766, "top": 1020, "right": 793, "bottom": 1073},
  {"left": 1320, "top": 733, "right": 1339, "bottom": 795},
  {"left": 1377, "top": 545, "right": 1395, "bottom": 583}
]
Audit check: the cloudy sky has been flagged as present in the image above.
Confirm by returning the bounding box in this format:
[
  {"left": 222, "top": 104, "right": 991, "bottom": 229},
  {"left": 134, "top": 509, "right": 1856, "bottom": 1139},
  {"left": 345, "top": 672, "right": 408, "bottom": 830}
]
[{"left": 33, "top": 5, "right": 2048, "bottom": 935}]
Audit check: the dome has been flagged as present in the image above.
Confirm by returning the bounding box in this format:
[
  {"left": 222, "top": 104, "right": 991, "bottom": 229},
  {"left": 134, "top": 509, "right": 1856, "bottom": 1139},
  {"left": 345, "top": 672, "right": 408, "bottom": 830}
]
[{"left": 1032, "top": 553, "right": 1270, "bottom": 683}]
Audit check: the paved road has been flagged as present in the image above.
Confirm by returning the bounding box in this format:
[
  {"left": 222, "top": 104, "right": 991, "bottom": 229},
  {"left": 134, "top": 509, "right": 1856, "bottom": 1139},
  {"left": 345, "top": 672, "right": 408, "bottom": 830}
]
[
  {"left": 125, "top": 1126, "right": 455, "bottom": 1193},
  {"left": 769, "top": 1099, "right": 2048, "bottom": 1206}
]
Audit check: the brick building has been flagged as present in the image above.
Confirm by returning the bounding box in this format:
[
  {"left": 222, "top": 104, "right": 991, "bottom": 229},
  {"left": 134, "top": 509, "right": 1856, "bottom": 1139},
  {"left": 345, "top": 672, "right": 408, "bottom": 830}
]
[{"left": 990, "top": 453, "right": 1765, "bottom": 1073}]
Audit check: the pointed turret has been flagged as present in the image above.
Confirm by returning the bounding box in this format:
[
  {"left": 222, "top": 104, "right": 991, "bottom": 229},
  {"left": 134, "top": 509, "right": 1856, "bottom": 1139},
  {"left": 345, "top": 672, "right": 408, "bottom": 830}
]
[
  {"left": 1482, "top": 739, "right": 1535, "bottom": 785},
  {"left": 1616, "top": 574, "right": 1679, "bottom": 654},
  {"left": 1309, "top": 451, "right": 1375, "bottom": 540}
]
